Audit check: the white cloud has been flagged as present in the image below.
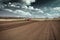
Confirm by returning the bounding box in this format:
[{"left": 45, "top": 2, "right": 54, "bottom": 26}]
[
  {"left": 4, "top": 6, "right": 60, "bottom": 18},
  {"left": 28, "top": 6, "right": 34, "bottom": 10},
  {"left": 22, "top": 5, "right": 28, "bottom": 9},
  {"left": 11, "top": 4, "right": 16, "bottom": 7},
  {"left": 22, "top": 0, "right": 35, "bottom": 5},
  {"left": 22, "top": 5, "right": 44, "bottom": 13},
  {"left": 13, "top": 10, "right": 32, "bottom": 18},
  {"left": 53, "top": 7, "right": 60, "bottom": 11},
  {"left": 4, "top": 9, "right": 13, "bottom": 12}
]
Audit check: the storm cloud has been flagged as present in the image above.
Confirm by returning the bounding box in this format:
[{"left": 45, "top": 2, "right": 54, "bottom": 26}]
[{"left": 0, "top": 0, "right": 60, "bottom": 18}]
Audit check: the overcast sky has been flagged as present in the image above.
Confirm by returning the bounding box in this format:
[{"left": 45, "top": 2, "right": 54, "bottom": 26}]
[
  {"left": 0, "top": 0, "right": 60, "bottom": 7},
  {"left": 0, "top": 0, "right": 60, "bottom": 18}
]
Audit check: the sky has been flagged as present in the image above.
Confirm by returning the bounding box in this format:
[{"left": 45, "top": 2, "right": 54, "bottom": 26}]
[{"left": 0, "top": 0, "right": 60, "bottom": 18}]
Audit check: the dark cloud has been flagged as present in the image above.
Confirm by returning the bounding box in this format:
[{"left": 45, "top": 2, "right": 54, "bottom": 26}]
[
  {"left": 0, "top": 0, "right": 21, "bottom": 4},
  {"left": 0, "top": 0, "right": 59, "bottom": 7},
  {"left": 0, "top": 0, "right": 60, "bottom": 18},
  {"left": 31, "top": 0, "right": 60, "bottom": 7}
]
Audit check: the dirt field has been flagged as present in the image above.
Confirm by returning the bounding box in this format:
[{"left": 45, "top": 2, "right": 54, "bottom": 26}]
[{"left": 0, "top": 20, "right": 60, "bottom": 40}]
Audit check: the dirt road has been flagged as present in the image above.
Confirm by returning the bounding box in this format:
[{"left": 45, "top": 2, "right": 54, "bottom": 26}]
[{"left": 0, "top": 20, "right": 60, "bottom": 40}]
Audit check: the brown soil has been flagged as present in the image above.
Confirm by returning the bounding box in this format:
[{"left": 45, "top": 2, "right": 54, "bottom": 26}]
[{"left": 0, "top": 20, "right": 60, "bottom": 40}]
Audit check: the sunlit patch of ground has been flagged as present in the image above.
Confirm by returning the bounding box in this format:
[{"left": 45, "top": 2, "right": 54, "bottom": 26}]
[
  {"left": 0, "top": 19, "right": 30, "bottom": 24},
  {"left": 0, "top": 19, "right": 25, "bottom": 21},
  {"left": 0, "top": 18, "right": 60, "bottom": 22},
  {"left": 32, "top": 18, "right": 60, "bottom": 21}
]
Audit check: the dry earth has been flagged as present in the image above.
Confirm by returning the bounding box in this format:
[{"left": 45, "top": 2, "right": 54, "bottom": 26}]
[{"left": 0, "top": 19, "right": 60, "bottom": 40}]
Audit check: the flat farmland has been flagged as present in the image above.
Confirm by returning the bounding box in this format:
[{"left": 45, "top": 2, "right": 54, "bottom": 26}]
[{"left": 0, "top": 19, "right": 60, "bottom": 40}]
